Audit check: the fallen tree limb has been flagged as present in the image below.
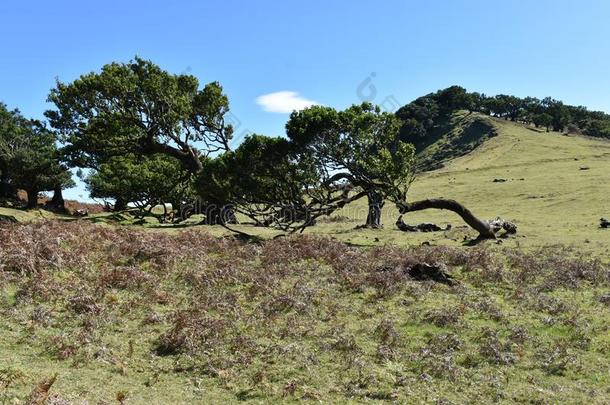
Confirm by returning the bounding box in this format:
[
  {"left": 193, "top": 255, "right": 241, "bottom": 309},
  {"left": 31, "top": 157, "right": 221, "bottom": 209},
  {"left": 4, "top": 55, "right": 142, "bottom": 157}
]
[
  {"left": 396, "top": 199, "right": 507, "bottom": 239},
  {"left": 395, "top": 216, "right": 451, "bottom": 232},
  {"left": 488, "top": 217, "right": 517, "bottom": 235}
]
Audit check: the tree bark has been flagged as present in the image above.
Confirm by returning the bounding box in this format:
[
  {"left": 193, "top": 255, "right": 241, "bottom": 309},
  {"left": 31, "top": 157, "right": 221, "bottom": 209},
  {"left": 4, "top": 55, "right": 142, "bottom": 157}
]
[
  {"left": 365, "top": 191, "right": 384, "bottom": 228},
  {"left": 26, "top": 188, "right": 39, "bottom": 209},
  {"left": 113, "top": 197, "right": 127, "bottom": 212},
  {"left": 397, "top": 198, "right": 496, "bottom": 239},
  {"left": 49, "top": 187, "right": 66, "bottom": 211},
  {"left": 0, "top": 174, "right": 16, "bottom": 199}
]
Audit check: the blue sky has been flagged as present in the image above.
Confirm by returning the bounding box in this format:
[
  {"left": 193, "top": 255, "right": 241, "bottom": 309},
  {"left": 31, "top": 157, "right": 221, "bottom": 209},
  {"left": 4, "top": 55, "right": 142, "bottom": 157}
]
[{"left": 2, "top": 0, "right": 610, "bottom": 200}]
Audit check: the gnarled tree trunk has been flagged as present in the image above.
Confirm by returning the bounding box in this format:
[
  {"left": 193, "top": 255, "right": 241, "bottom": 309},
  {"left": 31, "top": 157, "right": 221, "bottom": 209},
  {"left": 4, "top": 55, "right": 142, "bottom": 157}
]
[
  {"left": 26, "top": 188, "right": 39, "bottom": 209},
  {"left": 113, "top": 197, "right": 127, "bottom": 212},
  {"left": 397, "top": 198, "right": 497, "bottom": 239},
  {"left": 365, "top": 190, "right": 384, "bottom": 228},
  {"left": 49, "top": 187, "right": 66, "bottom": 212},
  {"left": 0, "top": 173, "right": 16, "bottom": 199}
]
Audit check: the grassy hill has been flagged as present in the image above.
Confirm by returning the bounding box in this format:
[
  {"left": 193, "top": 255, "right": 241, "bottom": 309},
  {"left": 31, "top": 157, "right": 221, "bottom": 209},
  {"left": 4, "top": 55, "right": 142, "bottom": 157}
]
[
  {"left": 1, "top": 114, "right": 610, "bottom": 403},
  {"left": 296, "top": 112, "right": 610, "bottom": 254},
  {"left": 410, "top": 111, "right": 498, "bottom": 171},
  {"left": 2, "top": 112, "right": 608, "bottom": 254}
]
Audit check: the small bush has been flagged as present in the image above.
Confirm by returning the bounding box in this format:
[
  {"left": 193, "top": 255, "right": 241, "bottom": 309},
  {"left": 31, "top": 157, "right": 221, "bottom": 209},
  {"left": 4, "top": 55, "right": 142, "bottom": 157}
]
[
  {"left": 423, "top": 307, "right": 464, "bottom": 327},
  {"left": 155, "top": 311, "right": 229, "bottom": 355}
]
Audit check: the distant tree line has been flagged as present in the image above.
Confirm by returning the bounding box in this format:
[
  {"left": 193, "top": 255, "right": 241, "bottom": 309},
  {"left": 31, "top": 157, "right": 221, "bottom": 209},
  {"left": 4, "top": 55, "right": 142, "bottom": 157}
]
[
  {"left": 396, "top": 85, "right": 610, "bottom": 145},
  {"left": 1, "top": 58, "right": 608, "bottom": 238}
]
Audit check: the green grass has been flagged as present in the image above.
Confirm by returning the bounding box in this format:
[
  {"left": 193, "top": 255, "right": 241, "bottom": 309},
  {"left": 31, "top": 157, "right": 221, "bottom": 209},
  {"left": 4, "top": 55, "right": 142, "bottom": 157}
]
[
  {"left": 3, "top": 113, "right": 608, "bottom": 254},
  {"left": 1, "top": 115, "right": 609, "bottom": 403},
  {"left": 1, "top": 222, "right": 609, "bottom": 403},
  {"left": 404, "top": 113, "right": 610, "bottom": 252},
  {"left": 179, "top": 113, "right": 610, "bottom": 254},
  {"left": 0, "top": 206, "right": 70, "bottom": 222}
]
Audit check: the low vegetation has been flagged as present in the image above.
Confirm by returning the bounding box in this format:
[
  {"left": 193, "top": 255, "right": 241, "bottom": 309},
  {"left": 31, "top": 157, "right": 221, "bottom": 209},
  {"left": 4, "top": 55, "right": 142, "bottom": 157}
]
[
  {"left": 2, "top": 56, "right": 610, "bottom": 404},
  {"left": 1, "top": 220, "right": 609, "bottom": 403}
]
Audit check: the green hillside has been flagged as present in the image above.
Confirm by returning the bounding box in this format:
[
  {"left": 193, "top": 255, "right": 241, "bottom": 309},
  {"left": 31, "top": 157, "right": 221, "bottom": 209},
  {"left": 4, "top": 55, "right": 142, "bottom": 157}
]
[
  {"left": 2, "top": 113, "right": 609, "bottom": 255},
  {"left": 2, "top": 113, "right": 610, "bottom": 404},
  {"left": 411, "top": 112, "right": 498, "bottom": 171},
  {"left": 298, "top": 113, "right": 610, "bottom": 254}
]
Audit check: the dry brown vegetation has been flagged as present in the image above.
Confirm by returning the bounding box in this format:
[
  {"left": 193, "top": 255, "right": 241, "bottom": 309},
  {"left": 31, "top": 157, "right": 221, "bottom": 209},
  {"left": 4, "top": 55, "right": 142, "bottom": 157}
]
[{"left": 1, "top": 220, "right": 609, "bottom": 403}]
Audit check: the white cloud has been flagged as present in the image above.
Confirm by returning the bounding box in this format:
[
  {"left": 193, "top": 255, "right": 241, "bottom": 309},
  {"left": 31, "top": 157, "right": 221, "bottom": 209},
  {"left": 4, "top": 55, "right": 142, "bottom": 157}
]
[{"left": 256, "top": 91, "right": 319, "bottom": 113}]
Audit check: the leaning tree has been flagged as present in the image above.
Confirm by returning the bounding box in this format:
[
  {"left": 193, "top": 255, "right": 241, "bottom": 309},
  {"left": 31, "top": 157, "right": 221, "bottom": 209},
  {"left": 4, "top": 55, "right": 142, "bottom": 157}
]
[
  {"left": 45, "top": 57, "right": 234, "bottom": 218},
  {"left": 196, "top": 103, "right": 417, "bottom": 232},
  {"left": 283, "top": 102, "right": 511, "bottom": 239},
  {"left": 286, "top": 102, "right": 416, "bottom": 228}
]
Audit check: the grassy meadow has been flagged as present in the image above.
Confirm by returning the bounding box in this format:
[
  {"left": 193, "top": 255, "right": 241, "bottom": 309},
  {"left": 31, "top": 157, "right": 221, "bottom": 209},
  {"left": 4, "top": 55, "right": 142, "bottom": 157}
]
[
  {"left": 107, "top": 112, "right": 608, "bottom": 255},
  {"left": 1, "top": 116, "right": 609, "bottom": 404},
  {"left": 310, "top": 113, "right": 610, "bottom": 252}
]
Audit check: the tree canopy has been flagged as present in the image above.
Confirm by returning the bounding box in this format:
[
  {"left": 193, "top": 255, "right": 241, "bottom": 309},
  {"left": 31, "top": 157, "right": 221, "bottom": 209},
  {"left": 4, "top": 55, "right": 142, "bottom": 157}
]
[
  {"left": 0, "top": 104, "right": 73, "bottom": 207},
  {"left": 45, "top": 57, "right": 234, "bottom": 173},
  {"left": 197, "top": 134, "right": 317, "bottom": 227},
  {"left": 86, "top": 154, "right": 191, "bottom": 212},
  {"left": 395, "top": 85, "right": 610, "bottom": 143},
  {"left": 4, "top": 56, "right": 609, "bottom": 236},
  {"left": 193, "top": 103, "right": 416, "bottom": 230},
  {"left": 287, "top": 102, "right": 416, "bottom": 204}
]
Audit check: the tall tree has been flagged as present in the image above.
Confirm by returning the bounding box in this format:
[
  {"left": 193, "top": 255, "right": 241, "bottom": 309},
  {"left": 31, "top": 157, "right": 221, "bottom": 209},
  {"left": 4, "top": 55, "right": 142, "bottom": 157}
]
[{"left": 45, "top": 57, "right": 233, "bottom": 174}]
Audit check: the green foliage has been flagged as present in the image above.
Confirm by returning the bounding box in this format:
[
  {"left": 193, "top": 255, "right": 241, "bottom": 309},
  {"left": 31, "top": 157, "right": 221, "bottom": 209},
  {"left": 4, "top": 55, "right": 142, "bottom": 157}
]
[
  {"left": 86, "top": 154, "right": 191, "bottom": 207},
  {"left": 192, "top": 104, "right": 417, "bottom": 229},
  {"left": 435, "top": 85, "right": 472, "bottom": 113},
  {"left": 532, "top": 113, "right": 553, "bottom": 130},
  {"left": 584, "top": 119, "right": 610, "bottom": 138},
  {"left": 45, "top": 57, "right": 233, "bottom": 173},
  {"left": 287, "top": 102, "right": 416, "bottom": 203},
  {"left": 0, "top": 104, "right": 73, "bottom": 205},
  {"left": 0, "top": 104, "right": 25, "bottom": 180},
  {"left": 541, "top": 97, "right": 571, "bottom": 132},
  {"left": 198, "top": 135, "right": 314, "bottom": 205},
  {"left": 396, "top": 95, "right": 440, "bottom": 131},
  {"left": 396, "top": 87, "right": 610, "bottom": 147}
]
